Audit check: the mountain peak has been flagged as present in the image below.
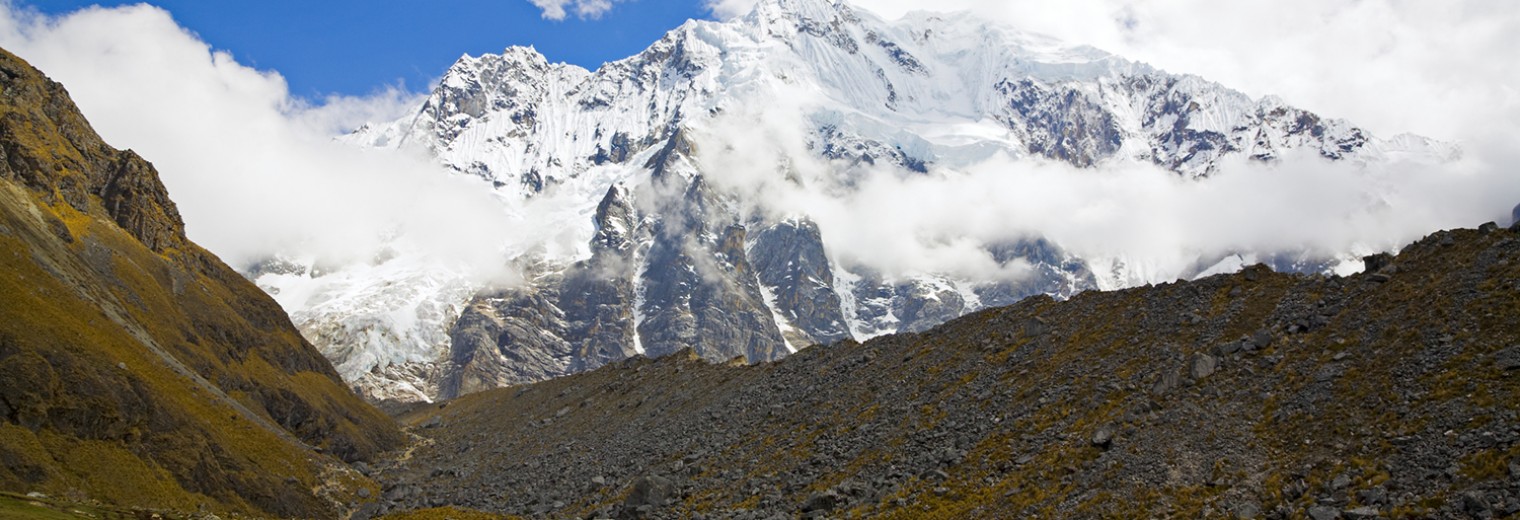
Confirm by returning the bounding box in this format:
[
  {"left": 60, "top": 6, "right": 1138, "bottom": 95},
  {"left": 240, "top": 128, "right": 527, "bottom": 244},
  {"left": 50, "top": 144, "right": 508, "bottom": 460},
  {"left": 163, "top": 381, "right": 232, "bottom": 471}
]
[
  {"left": 326, "top": 0, "right": 1450, "bottom": 405},
  {"left": 744, "top": 0, "right": 858, "bottom": 27}
]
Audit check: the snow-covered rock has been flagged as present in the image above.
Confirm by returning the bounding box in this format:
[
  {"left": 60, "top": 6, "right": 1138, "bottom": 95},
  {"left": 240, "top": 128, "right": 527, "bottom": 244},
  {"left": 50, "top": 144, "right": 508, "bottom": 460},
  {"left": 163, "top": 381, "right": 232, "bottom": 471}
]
[{"left": 263, "top": 0, "right": 1449, "bottom": 403}]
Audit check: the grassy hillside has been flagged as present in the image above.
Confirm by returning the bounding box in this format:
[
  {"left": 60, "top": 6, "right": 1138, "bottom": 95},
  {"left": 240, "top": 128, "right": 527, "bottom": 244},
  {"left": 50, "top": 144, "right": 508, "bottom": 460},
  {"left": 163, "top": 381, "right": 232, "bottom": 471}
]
[{"left": 0, "top": 48, "right": 403, "bottom": 518}]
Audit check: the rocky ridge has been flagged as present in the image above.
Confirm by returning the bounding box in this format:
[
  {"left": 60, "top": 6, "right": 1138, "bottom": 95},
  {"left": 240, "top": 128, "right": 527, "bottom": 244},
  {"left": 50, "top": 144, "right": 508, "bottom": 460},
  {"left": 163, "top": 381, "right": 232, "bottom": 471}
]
[
  {"left": 0, "top": 48, "right": 404, "bottom": 518},
  {"left": 370, "top": 222, "right": 1520, "bottom": 519}
]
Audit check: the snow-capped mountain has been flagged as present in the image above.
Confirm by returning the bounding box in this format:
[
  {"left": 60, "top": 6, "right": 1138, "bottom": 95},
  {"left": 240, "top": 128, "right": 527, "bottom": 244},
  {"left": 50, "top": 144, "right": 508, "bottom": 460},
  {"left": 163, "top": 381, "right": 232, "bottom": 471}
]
[{"left": 256, "top": 0, "right": 1452, "bottom": 403}]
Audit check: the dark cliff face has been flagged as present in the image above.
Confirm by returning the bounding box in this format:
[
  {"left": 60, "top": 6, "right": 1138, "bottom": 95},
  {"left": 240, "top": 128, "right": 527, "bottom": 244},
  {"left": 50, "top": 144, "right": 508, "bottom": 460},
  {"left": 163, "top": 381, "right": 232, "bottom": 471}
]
[
  {"left": 750, "top": 218, "right": 851, "bottom": 345},
  {"left": 0, "top": 48, "right": 402, "bottom": 518},
  {"left": 437, "top": 145, "right": 801, "bottom": 400},
  {"left": 376, "top": 223, "right": 1520, "bottom": 519}
]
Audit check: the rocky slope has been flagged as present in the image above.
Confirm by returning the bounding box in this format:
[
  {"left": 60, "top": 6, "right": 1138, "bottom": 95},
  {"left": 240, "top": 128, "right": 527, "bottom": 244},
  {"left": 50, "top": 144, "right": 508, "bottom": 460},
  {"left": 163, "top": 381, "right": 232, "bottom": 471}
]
[
  {"left": 368, "top": 222, "right": 1520, "bottom": 519},
  {"left": 260, "top": 0, "right": 1456, "bottom": 404},
  {"left": 0, "top": 48, "right": 404, "bottom": 518}
]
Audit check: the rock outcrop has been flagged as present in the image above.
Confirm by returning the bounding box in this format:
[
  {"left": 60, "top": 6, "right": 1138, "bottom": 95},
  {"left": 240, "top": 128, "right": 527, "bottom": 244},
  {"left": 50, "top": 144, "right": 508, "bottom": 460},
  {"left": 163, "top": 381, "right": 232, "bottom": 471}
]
[{"left": 0, "top": 48, "right": 403, "bottom": 518}]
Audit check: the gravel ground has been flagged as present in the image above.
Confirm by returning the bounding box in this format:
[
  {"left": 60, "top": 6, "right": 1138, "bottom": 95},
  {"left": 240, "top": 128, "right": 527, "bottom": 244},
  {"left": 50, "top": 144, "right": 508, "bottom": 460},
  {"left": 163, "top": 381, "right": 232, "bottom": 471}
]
[{"left": 365, "top": 223, "right": 1520, "bottom": 519}]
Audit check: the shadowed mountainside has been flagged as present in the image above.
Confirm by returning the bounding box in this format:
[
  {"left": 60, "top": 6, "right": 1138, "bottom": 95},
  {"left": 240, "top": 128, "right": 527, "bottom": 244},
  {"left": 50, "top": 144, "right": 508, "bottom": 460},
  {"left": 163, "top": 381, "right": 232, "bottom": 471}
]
[
  {"left": 0, "top": 48, "right": 404, "bottom": 518},
  {"left": 373, "top": 223, "right": 1520, "bottom": 519}
]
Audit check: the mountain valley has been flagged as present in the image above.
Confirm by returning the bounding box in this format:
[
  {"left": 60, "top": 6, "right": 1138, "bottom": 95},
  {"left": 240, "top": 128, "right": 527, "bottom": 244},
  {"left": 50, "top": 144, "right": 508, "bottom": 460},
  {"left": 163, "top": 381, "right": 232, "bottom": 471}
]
[{"left": 0, "top": 1, "right": 1514, "bottom": 519}]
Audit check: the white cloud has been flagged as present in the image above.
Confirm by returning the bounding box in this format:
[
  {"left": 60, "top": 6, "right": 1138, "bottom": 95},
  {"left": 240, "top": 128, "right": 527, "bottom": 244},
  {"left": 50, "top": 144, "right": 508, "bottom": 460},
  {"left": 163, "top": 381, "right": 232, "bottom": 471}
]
[
  {"left": 705, "top": 0, "right": 762, "bottom": 19},
  {"left": 692, "top": 75, "right": 1515, "bottom": 286},
  {"left": 529, "top": 0, "right": 624, "bottom": 20},
  {"left": 690, "top": 0, "right": 1520, "bottom": 283},
  {"left": 843, "top": 0, "right": 1520, "bottom": 144},
  {"left": 0, "top": 4, "right": 526, "bottom": 285},
  {"left": 3, "top": 0, "right": 1514, "bottom": 298}
]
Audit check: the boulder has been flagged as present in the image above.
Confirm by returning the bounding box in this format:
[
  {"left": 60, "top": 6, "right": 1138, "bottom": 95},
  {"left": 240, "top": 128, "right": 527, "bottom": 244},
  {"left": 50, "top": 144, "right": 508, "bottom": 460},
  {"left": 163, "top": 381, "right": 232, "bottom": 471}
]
[
  {"left": 1307, "top": 505, "right": 1340, "bottom": 520},
  {"left": 1191, "top": 354, "right": 1218, "bottom": 380},
  {"left": 801, "top": 491, "right": 840, "bottom": 513},
  {"left": 623, "top": 475, "right": 675, "bottom": 509},
  {"left": 1362, "top": 252, "right": 1394, "bottom": 273}
]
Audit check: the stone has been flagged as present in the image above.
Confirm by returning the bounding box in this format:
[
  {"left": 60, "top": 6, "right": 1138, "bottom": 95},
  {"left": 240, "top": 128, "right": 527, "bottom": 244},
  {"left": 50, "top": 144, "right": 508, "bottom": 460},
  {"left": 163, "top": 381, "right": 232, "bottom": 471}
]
[
  {"left": 1234, "top": 501, "right": 1261, "bottom": 519},
  {"left": 1330, "top": 474, "right": 1352, "bottom": 490},
  {"left": 934, "top": 446, "right": 962, "bottom": 465},
  {"left": 1362, "top": 253, "right": 1394, "bottom": 273},
  {"left": 1357, "top": 486, "right": 1387, "bottom": 505},
  {"left": 623, "top": 475, "right": 675, "bottom": 509},
  {"left": 1493, "top": 346, "right": 1520, "bottom": 371},
  {"left": 1479, "top": 221, "right": 1499, "bottom": 234},
  {"left": 1091, "top": 426, "right": 1115, "bottom": 449},
  {"left": 1462, "top": 491, "right": 1491, "bottom": 516},
  {"left": 1191, "top": 354, "right": 1218, "bottom": 380},
  {"left": 1341, "top": 506, "right": 1378, "bottom": 520},
  {"left": 1215, "top": 341, "right": 1242, "bottom": 356},
  {"left": 1307, "top": 505, "right": 1340, "bottom": 520},
  {"left": 800, "top": 491, "right": 839, "bottom": 513},
  {"left": 1505, "top": 499, "right": 1520, "bottom": 517},
  {"left": 1315, "top": 366, "right": 1342, "bottom": 382},
  {"left": 1250, "top": 330, "right": 1274, "bottom": 350},
  {"left": 1152, "top": 369, "right": 1181, "bottom": 395},
  {"left": 592, "top": 475, "right": 607, "bottom": 486}
]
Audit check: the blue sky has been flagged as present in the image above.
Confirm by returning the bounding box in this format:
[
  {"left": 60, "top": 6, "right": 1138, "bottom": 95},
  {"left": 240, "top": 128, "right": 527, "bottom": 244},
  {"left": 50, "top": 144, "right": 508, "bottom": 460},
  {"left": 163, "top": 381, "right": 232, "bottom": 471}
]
[{"left": 25, "top": 0, "right": 713, "bottom": 98}]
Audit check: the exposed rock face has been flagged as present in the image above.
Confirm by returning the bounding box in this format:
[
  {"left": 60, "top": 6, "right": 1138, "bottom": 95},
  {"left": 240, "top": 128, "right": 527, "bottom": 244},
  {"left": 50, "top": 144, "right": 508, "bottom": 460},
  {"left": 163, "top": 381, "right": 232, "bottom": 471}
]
[
  {"left": 0, "top": 48, "right": 402, "bottom": 518},
  {"left": 561, "top": 184, "right": 643, "bottom": 369},
  {"left": 444, "top": 291, "right": 573, "bottom": 398},
  {"left": 636, "top": 170, "right": 785, "bottom": 362},
  {"left": 995, "top": 78, "right": 1123, "bottom": 168},
  {"left": 370, "top": 224, "right": 1520, "bottom": 519},
  {"left": 432, "top": 148, "right": 794, "bottom": 400},
  {"left": 750, "top": 218, "right": 850, "bottom": 346}
]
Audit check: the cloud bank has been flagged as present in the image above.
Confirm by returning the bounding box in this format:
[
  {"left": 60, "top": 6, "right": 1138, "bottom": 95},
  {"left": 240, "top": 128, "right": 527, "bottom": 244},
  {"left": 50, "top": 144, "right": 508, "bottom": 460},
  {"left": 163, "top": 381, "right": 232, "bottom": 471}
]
[
  {"left": 2, "top": 0, "right": 1514, "bottom": 299},
  {"left": 0, "top": 4, "right": 525, "bottom": 284},
  {"left": 529, "top": 0, "right": 625, "bottom": 20},
  {"left": 691, "top": 0, "right": 1520, "bottom": 285},
  {"left": 692, "top": 86, "right": 1512, "bottom": 288}
]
